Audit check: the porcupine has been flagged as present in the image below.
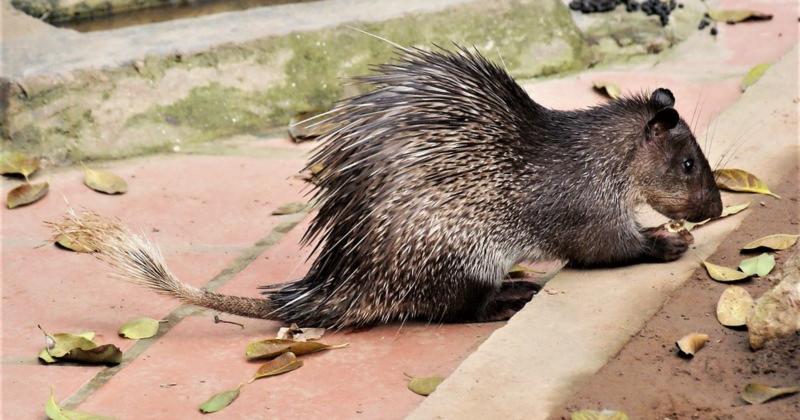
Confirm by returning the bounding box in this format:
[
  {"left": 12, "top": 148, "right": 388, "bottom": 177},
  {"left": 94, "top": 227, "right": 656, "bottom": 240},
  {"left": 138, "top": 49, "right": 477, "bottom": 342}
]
[{"left": 55, "top": 45, "right": 723, "bottom": 329}]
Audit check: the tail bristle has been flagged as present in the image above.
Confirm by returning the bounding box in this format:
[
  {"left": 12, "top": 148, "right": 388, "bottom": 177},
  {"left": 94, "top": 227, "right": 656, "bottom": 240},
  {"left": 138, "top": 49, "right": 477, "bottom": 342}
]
[{"left": 46, "top": 209, "right": 273, "bottom": 320}]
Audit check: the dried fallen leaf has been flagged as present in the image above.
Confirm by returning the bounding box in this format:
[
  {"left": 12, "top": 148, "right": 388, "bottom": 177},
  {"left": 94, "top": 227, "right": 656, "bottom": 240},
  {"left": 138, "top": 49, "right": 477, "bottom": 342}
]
[
  {"left": 507, "top": 263, "right": 546, "bottom": 279},
  {"left": 742, "top": 234, "right": 799, "bottom": 251},
  {"left": 720, "top": 202, "right": 750, "bottom": 218},
  {"left": 714, "top": 169, "right": 779, "bottom": 198},
  {"left": 38, "top": 329, "right": 121, "bottom": 365},
  {"left": 118, "top": 317, "right": 160, "bottom": 340},
  {"left": 64, "top": 344, "right": 123, "bottom": 365},
  {"left": 251, "top": 352, "right": 303, "bottom": 381},
  {"left": 708, "top": 9, "right": 773, "bottom": 24},
  {"left": 703, "top": 261, "right": 749, "bottom": 282},
  {"left": 738, "top": 253, "right": 775, "bottom": 277},
  {"left": 741, "top": 383, "right": 799, "bottom": 405},
  {"left": 570, "top": 409, "right": 630, "bottom": 420},
  {"left": 46, "top": 390, "right": 114, "bottom": 420},
  {"left": 676, "top": 332, "right": 709, "bottom": 357},
  {"left": 83, "top": 168, "right": 128, "bottom": 194},
  {"left": 741, "top": 63, "right": 771, "bottom": 92},
  {"left": 276, "top": 323, "right": 326, "bottom": 341},
  {"left": 7, "top": 182, "right": 48, "bottom": 208},
  {"left": 199, "top": 387, "right": 241, "bottom": 414},
  {"left": 407, "top": 375, "right": 444, "bottom": 396},
  {"left": 1, "top": 151, "right": 39, "bottom": 178},
  {"left": 271, "top": 202, "right": 309, "bottom": 216},
  {"left": 289, "top": 109, "right": 327, "bottom": 142},
  {"left": 39, "top": 332, "right": 97, "bottom": 363},
  {"left": 245, "top": 338, "right": 347, "bottom": 360},
  {"left": 55, "top": 233, "right": 95, "bottom": 253},
  {"left": 669, "top": 202, "right": 749, "bottom": 232},
  {"left": 716, "top": 286, "right": 754, "bottom": 327},
  {"left": 592, "top": 81, "right": 622, "bottom": 99}
]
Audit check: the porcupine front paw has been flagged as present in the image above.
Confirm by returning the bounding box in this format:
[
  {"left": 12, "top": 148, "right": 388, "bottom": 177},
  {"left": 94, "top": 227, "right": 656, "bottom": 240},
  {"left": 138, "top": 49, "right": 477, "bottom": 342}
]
[
  {"left": 642, "top": 226, "right": 693, "bottom": 262},
  {"left": 479, "top": 280, "right": 541, "bottom": 322}
]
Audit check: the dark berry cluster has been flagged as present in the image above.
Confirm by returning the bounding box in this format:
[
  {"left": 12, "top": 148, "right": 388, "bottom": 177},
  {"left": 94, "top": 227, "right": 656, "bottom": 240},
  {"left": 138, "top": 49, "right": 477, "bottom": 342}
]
[
  {"left": 697, "top": 14, "right": 719, "bottom": 36},
  {"left": 568, "top": 0, "right": 680, "bottom": 27}
]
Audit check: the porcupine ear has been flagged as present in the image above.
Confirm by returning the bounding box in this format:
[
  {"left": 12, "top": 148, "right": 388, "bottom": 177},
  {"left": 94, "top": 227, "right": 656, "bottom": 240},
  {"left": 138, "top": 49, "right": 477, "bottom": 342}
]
[
  {"left": 650, "top": 88, "right": 675, "bottom": 108},
  {"left": 645, "top": 87, "right": 678, "bottom": 140},
  {"left": 646, "top": 107, "right": 680, "bottom": 140}
]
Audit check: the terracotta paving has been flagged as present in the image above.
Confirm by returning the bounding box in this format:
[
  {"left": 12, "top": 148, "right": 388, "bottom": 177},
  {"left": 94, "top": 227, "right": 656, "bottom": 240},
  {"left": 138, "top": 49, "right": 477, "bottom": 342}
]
[{"left": 2, "top": 1, "right": 797, "bottom": 418}]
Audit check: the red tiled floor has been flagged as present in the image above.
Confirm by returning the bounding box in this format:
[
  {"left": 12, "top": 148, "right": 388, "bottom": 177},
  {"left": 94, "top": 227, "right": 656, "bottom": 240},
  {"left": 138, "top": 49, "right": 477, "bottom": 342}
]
[
  {"left": 2, "top": 153, "right": 309, "bottom": 248},
  {"left": 75, "top": 215, "right": 503, "bottom": 419}
]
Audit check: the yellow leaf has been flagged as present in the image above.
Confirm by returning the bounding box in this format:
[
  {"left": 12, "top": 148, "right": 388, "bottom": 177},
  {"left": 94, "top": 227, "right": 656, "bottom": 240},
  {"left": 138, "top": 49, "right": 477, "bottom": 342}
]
[
  {"left": 251, "top": 352, "right": 303, "bottom": 381},
  {"left": 742, "top": 234, "right": 799, "bottom": 251},
  {"left": 741, "top": 63, "right": 771, "bottom": 92},
  {"left": 83, "top": 168, "right": 128, "bottom": 194},
  {"left": 570, "top": 409, "right": 630, "bottom": 420},
  {"left": 676, "top": 332, "right": 709, "bottom": 358},
  {"left": 714, "top": 169, "right": 779, "bottom": 198},
  {"left": 7, "top": 182, "right": 48, "bottom": 209},
  {"left": 407, "top": 375, "right": 444, "bottom": 396},
  {"left": 56, "top": 233, "right": 96, "bottom": 253},
  {"left": 245, "top": 338, "right": 347, "bottom": 360},
  {"left": 720, "top": 202, "right": 750, "bottom": 217},
  {"left": 716, "top": 286, "right": 754, "bottom": 327},
  {"left": 45, "top": 389, "right": 114, "bottom": 419},
  {"left": 708, "top": 9, "right": 772, "bottom": 23},
  {"left": 271, "top": 202, "right": 309, "bottom": 215},
  {"left": 198, "top": 387, "right": 241, "bottom": 413},
  {"left": 1, "top": 151, "right": 39, "bottom": 178},
  {"left": 703, "top": 261, "right": 749, "bottom": 282},
  {"left": 741, "top": 383, "right": 799, "bottom": 405},
  {"left": 118, "top": 317, "right": 160, "bottom": 340},
  {"left": 592, "top": 81, "right": 622, "bottom": 99}
]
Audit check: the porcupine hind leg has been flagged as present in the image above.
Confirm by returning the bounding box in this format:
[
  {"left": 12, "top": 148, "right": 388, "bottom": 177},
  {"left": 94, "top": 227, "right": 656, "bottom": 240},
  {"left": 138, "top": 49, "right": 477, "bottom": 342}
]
[
  {"left": 478, "top": 280, "right": 541, "bottom": 321},
  {"left": 443, "top": 279, "right": 540, "bottom": 322}
]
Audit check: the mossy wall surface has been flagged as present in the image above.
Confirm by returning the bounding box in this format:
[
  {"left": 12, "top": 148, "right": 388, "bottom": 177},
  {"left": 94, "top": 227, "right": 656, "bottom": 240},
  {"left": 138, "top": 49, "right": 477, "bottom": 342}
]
[{"left": 1, "top": 0, "right": 702, "bottom": 164}]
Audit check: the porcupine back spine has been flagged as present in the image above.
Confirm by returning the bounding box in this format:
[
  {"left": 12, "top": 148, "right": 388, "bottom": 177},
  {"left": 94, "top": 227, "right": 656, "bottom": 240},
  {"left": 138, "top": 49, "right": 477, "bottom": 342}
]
[{"left": 261, "top": 45, "right": 543, "bottom": 328}]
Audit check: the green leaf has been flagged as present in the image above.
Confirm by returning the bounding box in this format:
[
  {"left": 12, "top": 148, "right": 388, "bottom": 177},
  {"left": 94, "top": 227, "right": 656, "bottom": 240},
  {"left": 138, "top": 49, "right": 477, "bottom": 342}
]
[
  {"left": 118, "top": 317, "right": 160, "bottom": 340},
  {"left": 1, "top": 151, "right": 39, "bottom": 178},
  {"left": 46, "top": 390, "right": 114, "bottom": 419},
  {"left": 571, "top": 409, "right": 629, "bottom": 420},
  {"left": 738, "top": 253, "right": 775, "bottom": 277},
  {"left": 251, "top": 352, "right": 303, "bottom": 381},
  {"left": 592, "top": 81, "right": 622, "bottom": 100},
  {"left": 703, "top": 261, "right": 749, "bottom": 282},
  {"left": 708, "top": 9, "right": 772, "bottom": 24},
  {"left": 741, "top": 383, "right": 799, "bottom": 405},
  {"left": 199, "top": 388, "right": 240, "bottom": 414},
  {"left": 83, "top": 168, "right": 128, "bottom": 194},
  {"left": 714, "top": 169, "right": 779, "bottom": 198},
  {"left": 271, "top": 202, "right": 309, "bottom": 216},
  {"left": 741, "top": 63, "right": 771, "bottom": 92},
  {"left": 407, "top": 375, "right": 444, "bottom": 396},
  {"left": 742, "top": 234, "right": 799, "bottom": 251},
  {"left": 7, "top": 182, "right": 48, "bottom": 209},
  {"left": 245, "top": 338, "right": 347, "bottom": 360}
]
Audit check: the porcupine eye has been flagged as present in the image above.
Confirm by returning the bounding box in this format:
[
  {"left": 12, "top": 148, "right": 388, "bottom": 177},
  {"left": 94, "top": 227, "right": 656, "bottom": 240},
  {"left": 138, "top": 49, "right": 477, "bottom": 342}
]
[{"left": 682, "top": 158, "right": 694, "bottom": 173}]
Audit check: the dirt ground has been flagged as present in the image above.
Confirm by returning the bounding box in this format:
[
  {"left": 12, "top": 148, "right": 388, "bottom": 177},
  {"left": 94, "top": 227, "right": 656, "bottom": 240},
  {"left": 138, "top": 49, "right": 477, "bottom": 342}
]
[{"left": 552, "top": 166, "right": 800, "bottom": 420}]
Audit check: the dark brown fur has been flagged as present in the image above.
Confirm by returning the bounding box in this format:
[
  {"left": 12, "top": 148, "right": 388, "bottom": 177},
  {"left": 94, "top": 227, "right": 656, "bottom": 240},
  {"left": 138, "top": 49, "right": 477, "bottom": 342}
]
[{"left": 68, "top": 46, "right": 723, "bottom": 328}]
